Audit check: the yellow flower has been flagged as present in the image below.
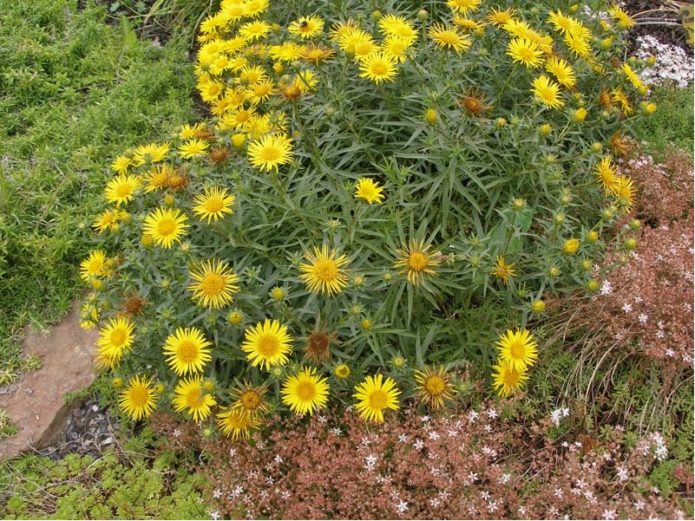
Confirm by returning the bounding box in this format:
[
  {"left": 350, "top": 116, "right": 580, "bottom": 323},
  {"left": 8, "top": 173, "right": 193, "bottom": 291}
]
[
  {"left": 144, "top": 165, "right": 173, "bottom": 193},
  {"left": 622, "top": 63, "right": 646, "bottom": 91},
  {"left": 595, "top": 157, "right": 619, "bottom": 194},
  {"left": 163, "top": 327, "right": 212, "bottom": 376},
  {"left": 105, "top": 174, "right": 140, "bottom": 206},
  {"left": 414, "top": 366, "right": 455, "bottom": 410},
  {"left": 179, "top": 139, "right": 209, "bottom": 159},
  {"left": 491, "top": 256, "right": 516, "bottom": 285},
  {"left": 562, "top": 238, "right": 580, "bottom": 255},
  {"left": 424, "top": 108, "right": 438, "bottom": 124},
  {"left": 547, "top": 10, "right": 576, "bottom": 34},
  {"left": 238, "top": 20, "right": 271, "bottom": 42},
  {"left": 132, "top": 142, "right": 170, "bottom": 165},
  {"left": 245, "top": 79, "right": 275, "bottom": 105},
  {"left": 571, "top": 107, "right": 588, "bottom": 122},
  {"left": 301, "top": 44, "right": 335, "bottom": 64},
  {"left": 188, "top": 259, "right": 240, "bottom": 309},
  {"left": 378, "top": 14, "right": 417, "bottom": 43},
  {"left": 532, "top": 75, "right": 565, "bottom": 109},
  {"left": 93, "top": 209, "right": 120, "bottom": 234},
  {"left": 613, "top": 176, "right": 636, "bottom": 210},
  {"left": 394, "top": 239, "right": 440, "bottom": 286},
  {"left": 299, "top": 245, "right": 350, "bottom": 296},
  {"left": 492, "top": 360, "right": 528, "bottom": 397},
  {"left": 97, "top": 316, "right": 135, "bottom": 368},
  {"left": 192, "top": 187, "right": 236, "bottom": 223},
  {"left": 447, "top": 0, "right": 482, "bottom": 14},
  {"left": 428, "top": 23, "right": 471, "bottom": 53},
  {"left": 142, "top": 207, "right": 189, "bottom": 248},
  {"left": 247, "top": 133, "right": 293, "bottom": 172},
  {"left": 496, "top": 329, "right": 538, "bottom": 371},
  {"left": 334, "top": 363, "right": 351, "bottom": 379},
  {"left": 382, "top": 35, "right": 412, "bottom": 63},
  {"left": 358, "top": 52, "right": 397, "bottom": 84},
  {"left": 564, "top": 32, "right": 591, "bottom": 58},
  {"left": 531, "top": 300, "right": 546, "bottom": 313},
  {"left": 111, "top": 155, "right": 131, "bottom": 174},
  {"left": 173, "top": 377, "right": 216, "bottom": 422},
  {"left": 288, "top": 16, "right": 324, "bottom": 39},
  {"left": 270, "top": 286, "right": 286, "bottom": 301},
  {"left": 507, "top": 38, "right": 543, "bottom": 68},
  {"left": 487, "top": 7, "right": 515, "bottom": 26},
  {"left": 354, "top": 177, "right": 385, "bottom": 204},
  {"left": 80, "top": 250, "right": 107, "bottom": 281},
  {"left": 608, "top": 5, "right": 636, "bottom": 29},
  {"left": 545, "top": 56, "right": 576, "bottom": 88},
  {"left": 281, "top": 367, "right": 330, "bottom": 416},
  {"left": 119, "top": 376, "right": 157, "bottom": 421},
  {"left": 353, "top": 374, "right": 400, "bottom": 423},
  {"left": 241, "top": 319, "right": 293, "bottom": 370},
  {"left": 216, "top": 408, "right": 259, "bottom": 440}
]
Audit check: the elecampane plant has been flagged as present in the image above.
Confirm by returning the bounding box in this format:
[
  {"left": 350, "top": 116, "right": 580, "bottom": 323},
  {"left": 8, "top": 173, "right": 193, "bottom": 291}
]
[{"left": 80, "top": 0, "right": 649, "bottom": 438}]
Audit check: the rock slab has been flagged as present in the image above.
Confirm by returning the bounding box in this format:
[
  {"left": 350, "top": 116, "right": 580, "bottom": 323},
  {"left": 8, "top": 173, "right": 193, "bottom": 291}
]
[{"left": 0, "top": 301, "right": 98, "bottom": 460}]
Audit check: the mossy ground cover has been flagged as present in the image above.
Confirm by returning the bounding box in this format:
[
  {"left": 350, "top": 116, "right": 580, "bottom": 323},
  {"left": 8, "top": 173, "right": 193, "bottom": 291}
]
[{"left": 0, "top": 0, "right": 198, "bottom": 377}]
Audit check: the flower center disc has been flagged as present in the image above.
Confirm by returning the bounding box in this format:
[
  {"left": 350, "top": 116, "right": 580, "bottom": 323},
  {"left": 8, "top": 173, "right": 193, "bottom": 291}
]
[
  {"left": 425, "top": 375, "right": 445, "bottom": 396},
  {"left": 296, "top": 381, "right": 316, "bottom": 401},
  {"left": 258, "top": 334, "right": 280, "bottom": 356},
  {"left": 201, "top": 273, "right": 225, "bottom": 295},
  {"left": 177, "top": 340, "right": 198, "bottom": 363},
  {"left": 110, "top": 329, "right": 127, "bottom": 347},
  {"left": 157, "top": 218, "right": 176, "bottom": 236},
  {"left": 314, "top": 259, "right": 338, "bottom": 281},
  {"left": 408, "top": 252, "right": 428, "bottom": 272},
  {"left": 369, "top": 389, "right": 388, "bottom": 410}
]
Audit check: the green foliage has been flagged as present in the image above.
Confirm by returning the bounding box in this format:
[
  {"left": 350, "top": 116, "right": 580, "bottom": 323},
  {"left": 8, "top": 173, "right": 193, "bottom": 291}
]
[
  {"left": 0, "top": 432, "right": 208, "bottom": 519},
  {"left": 634, "top": 85, "right": 694, "bottom": 159},
  {"left": 0, "top": 0, "right": 197, "bottom": 373}
]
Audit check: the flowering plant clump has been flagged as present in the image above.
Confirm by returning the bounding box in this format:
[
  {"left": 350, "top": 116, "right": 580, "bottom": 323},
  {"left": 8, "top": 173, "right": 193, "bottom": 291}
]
[
  {"left": 81, "top": 0, "right": 652, "bottom": 436},
  {"left": 153, "top": 406, "right": 689, "bottom": 520}
]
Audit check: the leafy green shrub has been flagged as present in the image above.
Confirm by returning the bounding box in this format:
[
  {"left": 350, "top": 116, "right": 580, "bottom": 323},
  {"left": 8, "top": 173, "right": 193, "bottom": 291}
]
[{"left": 82, "top": 0, "right": 650, "bottom": 437}]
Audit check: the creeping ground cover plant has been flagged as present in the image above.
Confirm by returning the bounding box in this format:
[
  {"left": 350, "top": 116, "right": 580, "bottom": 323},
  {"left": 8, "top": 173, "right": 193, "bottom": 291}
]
[{"left": 80, "top": 0, "right": 653, "bottom": 439}]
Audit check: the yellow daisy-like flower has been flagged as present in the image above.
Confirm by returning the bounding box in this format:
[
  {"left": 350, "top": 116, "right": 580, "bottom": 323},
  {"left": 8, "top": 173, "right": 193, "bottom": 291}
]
[
  {"left": 355, "top": 177, "right": 385, "bottom": 204},
  {"left": 595, "top": 157, "right": 620, "bottom": 194},
  {"left": 547, "top": 10, "right": 576, "bottom": 34},
  {"left": 142, "top": 207, "right": 189, "bottom": 248},
  {"left": 242, "top": 0, "right": 269, "bottom": 18},
  {"left": 178, "top": 122, "right": 206, "bottom": 140},
  {"left": 132, "top": 142, "right": 170, "bottom": 166},
  {"left": 163, "top": 327, "right": 212, "bottom": 376},
  {"left": 179, "top": 139, "right": 209, "bottom": 159},
  {"left": 414, "top": 366, "right": 456, "bottom": 410},
  {"left": 428, "top": 23, "right": 471, "bottom": 54},
  {"left": 111, "top": 155, "right": 131, "bottom": 174},
  {"left": 231, "top": 382, "right": 270, "bottom": 416},
  {"left": 382, "top": 35, "right": 412, "bottom": 64},
  {"left": 378, "top": 14, "right": 417, "bottom": 43},
  {"left": 247, "top": 133, "right": 293, "bottom": 172},
  {"left": 622, "top": 63, "right": 646, "bottom": 91},
  {"left": 492, "top": 256, "right": 516, "bottom": 285},
  {"left": 613, "top": 175, "right": 636, "bottom": 210},
  {"left": 238, "top": 20, "right": 271, "bottom": 42},
  {"left": 144, "top": 165, "right": 173, "bottom": 193},
  {"left": 545, "top": 56, "right": 576, "bottom": 88},
  {"left": 237, "top": 65, "right": 267, "bottom": 84},
  {"left": 507, "top": 38, "right": 544, "bottom": 68},
  {"left": 301, "top": 44, "right": 335, "bottom": 64},
  {"left": 447, "top": 0, "right": 481, "bottom": 14},
  {"left": 299, "top": 245, "right": 350, "bottom": 295},
  {"left": 80, "top": 250, "right": 107, "bottom": 281},
  {"left": 245, "top": 79, "right": 275, "bottom": 105},
  {"left": 188, "top": 259, "right": 240, "bottom": 309},
  {"left": 93, "top": 209, "right": 120, "bottom": 234},
  {"left": 608, "top": 5, "right": 636, "bottom": 29},
  {"left": 241, "top": 319, "right": 293, "bottom": 370},
  {"left": 173, "top": 377, "right": 216, "bottom": 422},
  {"left": 270, "top": 42, "right": 303, "bottom": 62},
  {"left": 353, "top": 374, "right": 400, "bottom": 423},
  {"left": 562, "top": 238, "right": 580, "bottom": 255},
  {"left": 497, "top": 329, "right": 538, "bottom": 371},
  {"left": 564, "top": 32, "right": 591, "bottom": 59},
  {"left": 532, "top": 75, "right": 565, "bottom": 109},
  {"left": 394, "top": 239, "right": 440, "bottom": 286},
  {"left": 97, "top": 316, "right": 135, "bottom": 368},
  {"left": 216, "top": 408, "right": 259, "bottom": 440},
  {"left": 105, "top": 174, "right": 140, "bottom": 206},
  {"left": 358, "top": 52, "right": 397, "bottom": 84},
  {"left": 192, "top": 187, "right": 236, "bottom": 223},
  {"left": 281, "top": 367, "right": 330, "bottom": 416},
  {"left": 288, "top": 16, "right": 324, "bottom": 39},
  {"left": 118, "top": 376, "right": 158, "bottom": 421},
  {"left": 487, "top": 7, "right": 515, "bottom": 26},
  {"left": 492, "top": 360, "right": 528, "bottom": 398}
]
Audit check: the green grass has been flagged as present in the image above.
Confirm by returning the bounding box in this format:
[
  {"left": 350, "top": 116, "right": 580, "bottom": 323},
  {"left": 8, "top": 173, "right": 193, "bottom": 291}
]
[
  {"left": 0, "top": 427, "right": 208, "bottom": 519},
  {"left": 634, "top": 85, "right": 694, "bottom": 159},
  {"left": 0, "top": 0, "right": 198, "bottom": 374}
]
